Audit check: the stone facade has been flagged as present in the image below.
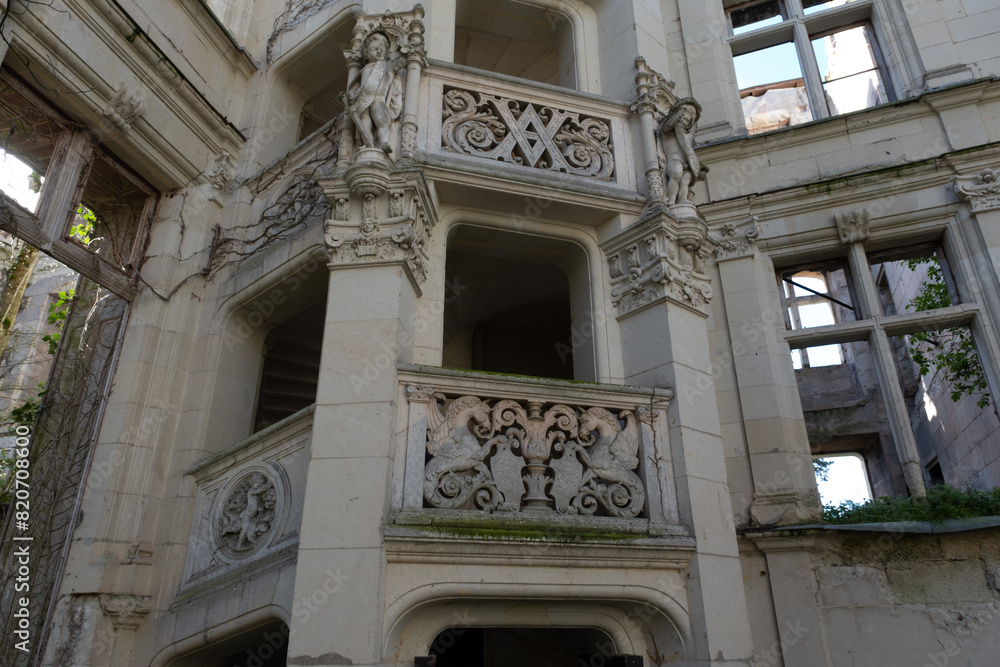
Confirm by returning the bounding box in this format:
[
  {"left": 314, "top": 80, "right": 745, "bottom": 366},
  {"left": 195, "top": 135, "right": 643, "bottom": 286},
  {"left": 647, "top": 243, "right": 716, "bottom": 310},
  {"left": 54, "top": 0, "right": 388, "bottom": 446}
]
[{"left": 0, "top": 1, "right": 998, "bottom": 666}]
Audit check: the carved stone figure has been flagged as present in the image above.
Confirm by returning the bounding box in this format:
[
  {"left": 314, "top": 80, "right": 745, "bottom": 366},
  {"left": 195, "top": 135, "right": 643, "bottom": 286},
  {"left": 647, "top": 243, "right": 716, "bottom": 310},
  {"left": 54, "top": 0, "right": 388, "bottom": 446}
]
[
  {"left": 218, "top": 472, "right": 277, "bottom": 553},
  {"left": 345, "top": 32, "right": 405, "bottom": 154},
  {"left": 424, "top": 395, "right": 498, "bottom": 508},
  {"left": 575, "top": 407, "right": 645, "bottom": 517},
  {"left": 658, "top": 99, "right": 708, "bottom": 206}
]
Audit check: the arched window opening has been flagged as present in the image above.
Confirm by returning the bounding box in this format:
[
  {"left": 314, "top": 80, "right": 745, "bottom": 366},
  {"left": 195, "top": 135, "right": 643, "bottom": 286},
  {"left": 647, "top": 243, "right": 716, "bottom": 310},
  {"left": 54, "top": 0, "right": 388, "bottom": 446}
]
[
  {"left": 165, "top": 620, "right": 289, "bottom": 667},
  {"left": 443, "top": 227, "right": 594, "bottom": 381},
  {"left": 425, "top": 627, "right": 626, "bottom": 667},
  {"left": 454, "top": 0, "right": 576, "bottom": 89},
  {"left": 253, "top": 301, "right": 325, "bottom": 432},
  {"left": 277, "top": 20, "right": 353, "bottom": 144}
]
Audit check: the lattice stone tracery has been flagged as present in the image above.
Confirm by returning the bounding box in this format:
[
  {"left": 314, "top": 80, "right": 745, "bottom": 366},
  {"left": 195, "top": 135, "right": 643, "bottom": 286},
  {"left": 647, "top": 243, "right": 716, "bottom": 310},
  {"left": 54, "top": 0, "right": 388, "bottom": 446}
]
[{"left": 441, "top": 87, "right": 616, "bottom": 181}]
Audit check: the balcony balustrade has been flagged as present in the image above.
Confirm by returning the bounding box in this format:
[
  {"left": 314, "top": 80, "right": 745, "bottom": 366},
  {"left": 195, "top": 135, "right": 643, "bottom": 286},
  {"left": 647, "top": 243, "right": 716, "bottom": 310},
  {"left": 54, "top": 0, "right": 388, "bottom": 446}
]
[{"left": 394, "top": 365, "right": 680, "bottom": 535}]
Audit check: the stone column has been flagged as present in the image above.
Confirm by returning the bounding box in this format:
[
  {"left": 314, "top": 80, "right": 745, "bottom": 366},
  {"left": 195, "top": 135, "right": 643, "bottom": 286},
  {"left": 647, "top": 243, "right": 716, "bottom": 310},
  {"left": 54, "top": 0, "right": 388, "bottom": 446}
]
[
  {"left": 954, "top": 168, "right": 1000, "bottom": 389},
  {"left": 604, "top": 212, "right": 754, "bottom": 666},
  {"left": 837, "top": 211, "right": 926, "bottom": 496},
  {"left": 400, "top": 6, "right": 427, "bottom": 160},
  {"left": 631, "top": 57, "right": 670, "bottom": 210},
  {"left": 715, "top": 220, "right": 821, "bottom": 525},
  {"left": 750, "top": 537, "right": 828, "bottom": 667},
  {"left": 285, "top": 157, "right": 435, "bottom": 666}
]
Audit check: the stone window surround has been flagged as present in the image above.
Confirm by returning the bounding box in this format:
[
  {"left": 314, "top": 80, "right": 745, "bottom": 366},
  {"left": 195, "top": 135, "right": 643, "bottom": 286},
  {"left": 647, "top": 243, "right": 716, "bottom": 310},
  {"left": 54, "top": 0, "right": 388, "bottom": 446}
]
[
  {"left": 725, "top": 0, "right": 895, "bottom": 128},
  {"left": 0, "top": 69, "right": 156, "bottom": 301},
  {"left": 781, "top": 230, "right": 990, "bottom": 497}
]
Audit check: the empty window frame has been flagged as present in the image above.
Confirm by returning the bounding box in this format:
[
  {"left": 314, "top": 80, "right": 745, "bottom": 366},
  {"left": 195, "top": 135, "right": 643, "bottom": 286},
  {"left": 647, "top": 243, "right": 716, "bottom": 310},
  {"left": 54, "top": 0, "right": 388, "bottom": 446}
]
[
  {"left": 726, "top": 0, "right": 893, "bottom": 134},
  {"left": 779, "top": 265, "right": 856, "bottom": 368},
  {"left": 0, "top": 68, "right": 155, "bottom": 297},
  {"left": 780, "top": 241, "right": 995, "bottom": 496}
]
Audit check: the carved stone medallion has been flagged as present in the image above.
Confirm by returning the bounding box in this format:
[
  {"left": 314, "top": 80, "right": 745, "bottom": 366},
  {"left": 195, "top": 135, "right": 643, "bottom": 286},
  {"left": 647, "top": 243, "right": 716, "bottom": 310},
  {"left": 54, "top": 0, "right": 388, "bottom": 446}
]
[{"left": 215, "top": 471, "right": 279, "bottom": 558}]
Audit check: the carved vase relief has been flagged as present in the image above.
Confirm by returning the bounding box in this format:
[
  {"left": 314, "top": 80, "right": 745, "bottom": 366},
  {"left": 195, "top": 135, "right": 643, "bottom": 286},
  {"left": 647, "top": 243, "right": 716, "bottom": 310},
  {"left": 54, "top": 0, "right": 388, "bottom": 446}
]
[
  {"left": 415, "top": 390, "right": 647, "bottom": 518},
  {"left": 216, "top": 472, "right": 279, "bottom": 557},
  {"left": 442, "top": 87, "right": 616, "bottom": 181}
]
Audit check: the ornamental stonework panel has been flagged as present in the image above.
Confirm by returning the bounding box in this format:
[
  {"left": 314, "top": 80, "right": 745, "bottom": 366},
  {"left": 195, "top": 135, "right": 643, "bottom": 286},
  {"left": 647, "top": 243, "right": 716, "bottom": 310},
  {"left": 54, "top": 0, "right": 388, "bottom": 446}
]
[
  {"left": 411, "top": 389, "right": 655, "bottom": 519},
  {"left": 441, "top": 87, "right": 616, "bottom": 181}
]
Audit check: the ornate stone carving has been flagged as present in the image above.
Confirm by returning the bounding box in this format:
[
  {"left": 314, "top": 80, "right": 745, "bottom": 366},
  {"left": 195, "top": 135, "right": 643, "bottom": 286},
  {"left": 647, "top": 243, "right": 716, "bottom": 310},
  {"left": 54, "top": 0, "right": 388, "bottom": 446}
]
[
  {"left": 835, "top": 209, "right": 870, "bottom": 244},
  {"left": 713, "top": 218, "right": 761, "bottom": 261},
  {"left": 341, "top": 6, "right": 426, "bottom": 163},
  {"left": 324, "top": 185, "right": 432, "bottom": 284},
  {"left": 216, "top": 472, "right": 278, "bottom": 556},
  {"left": 604, "top": 215, "right": 717, "bottom": 318},
  {"left": 441, "top": 88, "right": 615, "bottom": 181},
  {"left": 344, "top": 32, "right": 405, "bottom": 154},
  {"left": 206, "top": 151, "right": 235, "bottom": 191},
  {"left": 416, "top": 391, "right": 647, "bottom": 518},
  {"left": 99, "top": 594, "right": 153, "bottom": 629},
  {"left": 954, "top": 168, "right": 1000, "bottom": 212},
  {"left": 658, "top": 99, "right": 708, "bottom": 208},
  {"left": 631, "top": 56, "right": 678, "bottom": 121},
  {"left": 103, "top": 83, "right": 145, "bottom": 132}
]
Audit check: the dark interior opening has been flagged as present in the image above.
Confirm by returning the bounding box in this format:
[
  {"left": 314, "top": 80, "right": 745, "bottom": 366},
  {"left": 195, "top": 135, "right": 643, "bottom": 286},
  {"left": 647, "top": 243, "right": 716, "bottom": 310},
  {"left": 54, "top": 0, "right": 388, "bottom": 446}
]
[
  {"left": 253, "top": 302, "right": 325, "bottom": 432},
  {"left": 443, "top": 227, "right": 576, "bottom": 380},
  {"left": 428, "top": 627, "right": 621, "bottom": 667}
]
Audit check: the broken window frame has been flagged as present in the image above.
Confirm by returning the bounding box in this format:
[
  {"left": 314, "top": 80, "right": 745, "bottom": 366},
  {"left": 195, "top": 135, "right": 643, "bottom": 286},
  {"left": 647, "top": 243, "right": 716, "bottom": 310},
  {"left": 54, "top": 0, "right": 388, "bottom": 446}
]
[
  {"left": 778, "top": 263, "right": 857, "bottom": 368},
  {"left": 0, "top": 68, "right": 156, "bottom": 301},
  {"left": 726, "top": 0, "right": 895, "bottom": 133},
  {"left": 781, "top": 239, "right": 993, "bottom": 495}
]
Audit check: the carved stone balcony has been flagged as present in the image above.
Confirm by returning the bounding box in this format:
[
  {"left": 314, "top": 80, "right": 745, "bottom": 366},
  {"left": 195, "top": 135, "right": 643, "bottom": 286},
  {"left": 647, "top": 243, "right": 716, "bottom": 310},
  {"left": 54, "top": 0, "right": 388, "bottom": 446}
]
[
  {"left": 393, "top": 365, "right": 681, "bottom": 536},
  {"left": 419, "top": 62, "right": 642, "bottom": 218},
  {"left": 180, "top": 406, "right": 313, "bottom": 594}
]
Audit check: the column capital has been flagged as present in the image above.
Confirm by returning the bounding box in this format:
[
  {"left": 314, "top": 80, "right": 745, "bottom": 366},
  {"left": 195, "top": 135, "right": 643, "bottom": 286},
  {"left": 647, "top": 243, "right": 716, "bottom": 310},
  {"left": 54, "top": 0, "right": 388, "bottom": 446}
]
[
  {"left": 321, "top": 166, "right": 437, "bottom": 294},
  {"left": 603, "top": 211, "right": 717, "bottom": 318},
  {"left": 954, "top": 167, "right": 1000, "bottom": 213}
]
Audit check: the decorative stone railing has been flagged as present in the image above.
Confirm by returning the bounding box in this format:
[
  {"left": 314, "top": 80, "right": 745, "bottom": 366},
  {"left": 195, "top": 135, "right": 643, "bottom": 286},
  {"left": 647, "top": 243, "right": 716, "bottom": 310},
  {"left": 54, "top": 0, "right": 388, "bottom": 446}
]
[
  {"left": 181, "top": 406, "right": 313, "bottom": 589},
  {"left": 424, "top": 64, "right": 634, "bottom": 187},
  {"left": 394, "top": 366, "right": 679, "bottom": 530}
]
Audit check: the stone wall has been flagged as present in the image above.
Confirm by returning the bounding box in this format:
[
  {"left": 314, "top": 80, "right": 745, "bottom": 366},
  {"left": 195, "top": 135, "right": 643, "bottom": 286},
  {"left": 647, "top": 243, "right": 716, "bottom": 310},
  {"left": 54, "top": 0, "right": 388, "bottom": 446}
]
[{"left": 744, "top": 522, "right": 1000, "bottom": 667}]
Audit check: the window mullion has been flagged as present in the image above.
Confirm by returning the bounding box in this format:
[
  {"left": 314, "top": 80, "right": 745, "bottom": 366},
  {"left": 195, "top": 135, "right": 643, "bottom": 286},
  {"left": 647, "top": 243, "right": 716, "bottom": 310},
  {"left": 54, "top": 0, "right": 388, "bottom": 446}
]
[
  {"left": 868, "top": 327, "right": 928, "bottom": 496},
  {"left": 792, "top": 21, "right": 829, "bottom": 119},
  {"left": 33, "top": 128, "right": 94, "bottom": 243}
]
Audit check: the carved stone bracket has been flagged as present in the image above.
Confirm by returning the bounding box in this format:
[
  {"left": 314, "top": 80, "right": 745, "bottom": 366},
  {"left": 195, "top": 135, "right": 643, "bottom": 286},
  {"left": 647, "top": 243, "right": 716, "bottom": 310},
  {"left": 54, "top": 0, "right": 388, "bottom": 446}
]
[
  {"left": 410, "top": 388, "right": 650, "bottom": 518},
  {"left": 712, "top": 217, "right": 760, "bottom": 262},
  {"left": 442, "top": 87, "right": 616, "bottom": 181},
  {"left": 99, "top": 594, "right": 153, "bottom": 629},
  {"left": 322, "top": 167, "right": 436, "bottom": 291},
  {"left": 954, "top": 168, "right": 1000, "bottom": 213},
  {"left": 206, "top": 151, "right": 235, "bottom": 192},
  {"left": 603, "top": 212, "right": 717, "bottom": 318},
  {"left": 103, "top": 83, "right": 145, "bottom": 133},
  {"left": 835, "top": 209, "right": 870, "bottom": 244}
]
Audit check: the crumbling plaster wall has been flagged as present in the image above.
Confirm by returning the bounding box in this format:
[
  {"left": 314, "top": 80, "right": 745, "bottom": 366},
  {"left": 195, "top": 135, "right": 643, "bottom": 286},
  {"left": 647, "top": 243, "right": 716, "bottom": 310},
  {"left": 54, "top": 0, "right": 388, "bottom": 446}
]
[{"left": 743, "top": 525, "right": 1000, "bottom": 667}]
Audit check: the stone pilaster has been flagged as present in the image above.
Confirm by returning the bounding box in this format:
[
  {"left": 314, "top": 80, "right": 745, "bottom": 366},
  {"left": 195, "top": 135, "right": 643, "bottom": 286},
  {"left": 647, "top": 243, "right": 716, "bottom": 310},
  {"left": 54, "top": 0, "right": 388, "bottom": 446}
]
[
  {"left": 604, "top": 212, "right": 754, "bottom": 666},
  {"left": 713, "top": 219, "right": 821, "bottom": 525}
]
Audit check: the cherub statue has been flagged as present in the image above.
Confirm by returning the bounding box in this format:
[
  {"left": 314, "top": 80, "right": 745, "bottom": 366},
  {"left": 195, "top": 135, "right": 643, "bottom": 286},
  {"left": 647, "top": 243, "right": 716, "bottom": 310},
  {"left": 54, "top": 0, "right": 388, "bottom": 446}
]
[
  {"left": 345, "top": 32, "right": 405, "bottom": 154},
  {"left": 658, "top": 99, "right": 709, "bottom": 206}
]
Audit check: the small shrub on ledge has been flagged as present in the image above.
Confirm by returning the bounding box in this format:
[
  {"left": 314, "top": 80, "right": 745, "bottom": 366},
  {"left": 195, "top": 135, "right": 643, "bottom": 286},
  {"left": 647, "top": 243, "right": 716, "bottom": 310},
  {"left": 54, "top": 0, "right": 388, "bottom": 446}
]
[{"left": 822, "top": 485, "right": 1000, "bottom": 524}]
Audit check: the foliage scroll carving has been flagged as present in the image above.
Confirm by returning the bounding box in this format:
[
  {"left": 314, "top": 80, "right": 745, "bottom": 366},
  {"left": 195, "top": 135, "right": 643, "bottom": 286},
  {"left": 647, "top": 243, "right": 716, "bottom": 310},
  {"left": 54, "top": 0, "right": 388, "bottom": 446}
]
[
  {"left": 441, "top": 88, "right": 616, "bottom": 181},
  {"left": 417, "top": 390, "right": 646, "bottom": 518}
]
